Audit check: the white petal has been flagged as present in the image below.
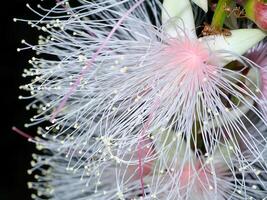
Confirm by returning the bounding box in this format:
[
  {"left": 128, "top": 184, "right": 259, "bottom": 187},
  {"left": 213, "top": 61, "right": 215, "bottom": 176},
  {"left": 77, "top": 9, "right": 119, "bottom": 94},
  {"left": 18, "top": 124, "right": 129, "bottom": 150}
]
[
  {"left": 152, "top": 129, "right": 194, "bottom": 167},
  {"left": 192, "top": 0, "right": 208, "bottom": 12},
  {"left": 203, "top": 29, "right": 266, "bottom": 65},
  {"left": 162, "top": 0, "right": 196, "bottom": 38}
]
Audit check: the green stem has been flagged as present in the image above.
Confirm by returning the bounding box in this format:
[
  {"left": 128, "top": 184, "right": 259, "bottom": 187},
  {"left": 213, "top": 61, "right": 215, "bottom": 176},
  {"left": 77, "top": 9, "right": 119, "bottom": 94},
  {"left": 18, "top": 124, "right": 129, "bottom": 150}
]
[
  {"left": 244, "top": 0, "right": 255, "bottom": 20},
  {"left": 211, "top": 0, "right": 232, "bottom": 30}
]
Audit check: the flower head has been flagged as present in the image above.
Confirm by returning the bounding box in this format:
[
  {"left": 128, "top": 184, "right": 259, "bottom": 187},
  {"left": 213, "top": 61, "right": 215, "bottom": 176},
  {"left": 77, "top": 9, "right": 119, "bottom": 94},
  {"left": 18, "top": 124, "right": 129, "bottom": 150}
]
[{"left": 16, "top": 0, "right": 267, "bottom": 199}]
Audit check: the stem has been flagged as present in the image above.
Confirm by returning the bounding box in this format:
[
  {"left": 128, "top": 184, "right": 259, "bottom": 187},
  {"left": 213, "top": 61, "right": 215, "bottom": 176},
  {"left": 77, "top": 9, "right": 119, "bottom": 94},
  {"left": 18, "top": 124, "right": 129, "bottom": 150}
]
[
  {"left": 244, "top": 0, "right": 255, "bottom": 20},
  {"left": 211, "top": 0, "right": 232, "bottom": 30}
]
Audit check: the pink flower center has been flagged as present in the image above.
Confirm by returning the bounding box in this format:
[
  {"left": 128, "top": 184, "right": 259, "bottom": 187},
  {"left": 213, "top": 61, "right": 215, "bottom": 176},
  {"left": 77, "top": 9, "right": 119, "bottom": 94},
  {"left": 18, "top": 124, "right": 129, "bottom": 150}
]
[
  {"left": 162, "top": 39, "right": 216, "bottom": 86},
  {"left": 165, "top": 39, "right": 210, "bottom": 69}
]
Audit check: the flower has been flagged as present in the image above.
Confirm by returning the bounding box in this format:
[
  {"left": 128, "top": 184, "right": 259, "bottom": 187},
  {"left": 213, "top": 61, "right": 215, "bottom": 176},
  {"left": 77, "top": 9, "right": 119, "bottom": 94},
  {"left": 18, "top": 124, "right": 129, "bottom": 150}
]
[
  {"left": 17, "top": 0, "right": 267, "bottom": 199},
  {"left": 245, "top": 0, "right": 267, "bottom": 31}
]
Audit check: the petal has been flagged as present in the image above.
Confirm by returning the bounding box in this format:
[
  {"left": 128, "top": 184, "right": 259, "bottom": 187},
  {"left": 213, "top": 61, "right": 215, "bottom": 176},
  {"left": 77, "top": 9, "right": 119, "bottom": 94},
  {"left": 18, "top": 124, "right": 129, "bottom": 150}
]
[
  {"left": 162, "top": 0, "right": 197, "bottom": 38},
  {"left": 152, "top": 129, "right": 194, "bottom": 167},
  {"left": 192, "top": 0, "right": 208, "bottom": 12},
  {"left": 202, "top": 29, "right": 266, "bottom": 65}
]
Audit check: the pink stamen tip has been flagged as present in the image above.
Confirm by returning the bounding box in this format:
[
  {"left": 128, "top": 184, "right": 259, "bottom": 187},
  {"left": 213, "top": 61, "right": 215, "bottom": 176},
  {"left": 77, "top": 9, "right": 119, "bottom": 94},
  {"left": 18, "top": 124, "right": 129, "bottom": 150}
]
[
  {"left": 12, "top": 126, "right": 33, "bottom": 141},
  {"left": 51, "top": 0, "right": 146, "bottom": 121}
]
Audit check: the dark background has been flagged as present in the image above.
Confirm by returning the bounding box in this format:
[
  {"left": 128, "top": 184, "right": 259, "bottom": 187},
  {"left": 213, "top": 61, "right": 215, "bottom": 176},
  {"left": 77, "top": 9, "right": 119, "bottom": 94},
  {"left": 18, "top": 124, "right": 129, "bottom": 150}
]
[{"left": 1, "top": 0, "right": 54, "bottom": 199}]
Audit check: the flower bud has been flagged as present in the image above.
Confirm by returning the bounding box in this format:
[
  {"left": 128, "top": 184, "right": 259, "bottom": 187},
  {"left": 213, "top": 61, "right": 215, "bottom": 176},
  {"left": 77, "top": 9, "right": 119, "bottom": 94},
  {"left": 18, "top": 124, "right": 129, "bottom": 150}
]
[{"left": 245, "top": 0, "right": 267, "bottom": 31}]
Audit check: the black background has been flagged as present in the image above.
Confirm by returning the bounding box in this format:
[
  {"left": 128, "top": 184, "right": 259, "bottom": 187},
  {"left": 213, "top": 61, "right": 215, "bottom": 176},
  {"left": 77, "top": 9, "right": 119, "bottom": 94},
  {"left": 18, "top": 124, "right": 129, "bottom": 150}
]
[{"left": 1, "top": 0, "right": 54, "bottom": 199}]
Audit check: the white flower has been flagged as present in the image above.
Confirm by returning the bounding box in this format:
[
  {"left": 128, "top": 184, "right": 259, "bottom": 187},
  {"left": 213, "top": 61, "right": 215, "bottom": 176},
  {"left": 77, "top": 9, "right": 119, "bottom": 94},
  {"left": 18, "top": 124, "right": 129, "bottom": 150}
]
[{"left": 17, "top": 0, "right": 267, "bottom": 199}]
